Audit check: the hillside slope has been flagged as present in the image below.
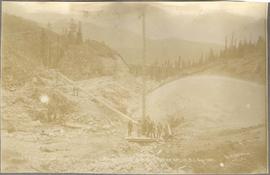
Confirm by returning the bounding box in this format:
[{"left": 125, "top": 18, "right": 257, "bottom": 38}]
[
  {"left": 143, "top": 75, "right": 267, "bottom": 173},
  {"left": 146, "top": 75, "right": 265, "bottom": 126},
  {"left": 2, "top": 13, "right": 126, "bottom": 85},
  {"left": 147, "top": 52, "right": 266, "bottom": 93}
]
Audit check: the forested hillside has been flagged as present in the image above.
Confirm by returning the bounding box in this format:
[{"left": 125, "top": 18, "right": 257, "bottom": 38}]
[
  {"left": 2, "top": 13, "right": 125, "bottom": 89},
  {"left": 130, "top": 35, "right": 266, "bottom": 84}
]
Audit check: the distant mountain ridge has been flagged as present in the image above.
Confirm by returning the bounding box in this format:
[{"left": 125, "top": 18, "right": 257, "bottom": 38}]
[
  {"left": 4, "top": 3, "right": 265, "bottom": 65},
  {"left": 2, "top": 6, "right": 224, "bottom": 64}
]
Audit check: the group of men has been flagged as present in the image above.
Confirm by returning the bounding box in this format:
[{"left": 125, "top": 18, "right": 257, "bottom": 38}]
[
  {"left": 141, "top": 118, "right": 163, "bottom": 138},
  {"left": 73, "top": 87, "right": 79, "bottom": 96},
  {"left": 128, "top": 116, "right": 168, "bottom": 139}
]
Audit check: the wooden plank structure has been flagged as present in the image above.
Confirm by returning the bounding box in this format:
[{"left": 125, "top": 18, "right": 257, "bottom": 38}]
[
  {"left": 55, "top": 71, "right": 138, "bottom": 124},
  {"left": 125, "top": 136, "right": 159, "bottom": 143}
]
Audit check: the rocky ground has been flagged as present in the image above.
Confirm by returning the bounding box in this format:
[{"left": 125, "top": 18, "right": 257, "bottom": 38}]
[
  {"left": 1, "top": 70, "right": 268, "bottom": 173},
  {"left": 1, "top": 70, "right": 166, "bottom": 173}
]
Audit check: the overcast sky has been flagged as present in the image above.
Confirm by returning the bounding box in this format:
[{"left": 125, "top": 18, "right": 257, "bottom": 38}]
[
  {"left": 3, "top": 2, "right": 267, "bottom": 44},
  {"left": 4, "top": 2, "right": 266, "bottom": 18}
]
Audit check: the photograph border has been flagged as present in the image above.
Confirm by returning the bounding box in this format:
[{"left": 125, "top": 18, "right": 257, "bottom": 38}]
[{"left": 0, "top": 1, "right": 269, "bottom": 174}]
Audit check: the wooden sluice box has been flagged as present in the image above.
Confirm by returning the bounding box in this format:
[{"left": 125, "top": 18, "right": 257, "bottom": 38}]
[{"left": 125, "top": 136, "right": 160, "bottom": 143}]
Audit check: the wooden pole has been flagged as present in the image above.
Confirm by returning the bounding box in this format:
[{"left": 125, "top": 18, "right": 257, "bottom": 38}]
[{"left": 142, "top": 8, "right": 146, "bottom": 121}]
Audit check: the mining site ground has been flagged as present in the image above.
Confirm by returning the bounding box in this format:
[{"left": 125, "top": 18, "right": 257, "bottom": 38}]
[{"left": 1, "top": 73, "right": 267, "bottom": 173}]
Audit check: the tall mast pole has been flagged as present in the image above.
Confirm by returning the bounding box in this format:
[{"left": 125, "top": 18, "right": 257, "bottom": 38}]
[{"left": 142, "top": 8, "right": 146, "bottom": 121}]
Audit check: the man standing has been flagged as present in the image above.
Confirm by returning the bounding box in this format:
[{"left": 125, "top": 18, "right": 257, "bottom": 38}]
[
  {"left": 73, "top": 87, "right": 75, "bottom": 96},
  {"left": 73, "top": 87, "right": 79, "bottom": 96},
  {"left": 148, "top": 120, "right": 154, "bottom": 138},
  {"left": 142, "top": 119, "right": 147, "bottom": 136},
  {"left": 157, "top": 122, "right": 163, "bottom": 138},
  {"left": 128, "top": 120, "right": 133, "bottom": 137},
  {"left": 154, "top": 122, "right": 158, "bottom": 138}
]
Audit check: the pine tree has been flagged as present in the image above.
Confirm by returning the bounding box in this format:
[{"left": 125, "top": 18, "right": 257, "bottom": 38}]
[
  {"left": 209, "top": 48, "right": 215, "bottom": 60},
  {"left": 40, "top": 28, "right": 49, "bottom": 67},
  {"left": 256, "top": 36, "right": 265, "bottom": 55},
  {"left": 237, "top": 40, "right": 243, "bottom": 57},
  {"left": 53, "top": 36, "right": 64, "bottom": 68},
  {"left": 225, "top": 36, "right": 228, "bottom": 50},
  {"left": 230, "top": 33, "right": 234, "bottom": 48},
  {"left": 177, "top": 56, "right": 182, "bottom": 71},
  {"left": 47, "top": 22, "right": 52, "bottom": 30},
  {"left": 68, "top": 19, "right": 77, "bottom": 44},
  {"left": 199, "top": 53, "right": 204, "bottom": 65},
  {"left": 77, "top": 21, "right": 83, "bottom": 44}
]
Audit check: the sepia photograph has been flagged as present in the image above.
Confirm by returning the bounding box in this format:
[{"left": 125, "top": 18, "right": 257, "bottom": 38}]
[{"left": 0, "top": 1, "right": 268, "bottom": 174}]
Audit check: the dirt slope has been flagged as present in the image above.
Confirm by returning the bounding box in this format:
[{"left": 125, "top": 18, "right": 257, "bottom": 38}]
[
  {"left": 146, "top": 75, "right": 266, "bottom": 128},
  {"left": 140, "top": 75, "right": 267, "bottom": 173}
]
